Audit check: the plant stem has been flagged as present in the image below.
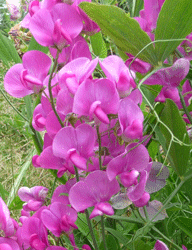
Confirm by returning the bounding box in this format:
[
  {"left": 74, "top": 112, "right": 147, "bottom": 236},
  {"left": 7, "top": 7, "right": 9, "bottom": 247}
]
[
  {"left": 85, "top": 210, "right": 99, "bottom": 250},
  {"left": 179, "top": 90, "right": 192, "bottom": 125},
  {"left": 0, "top": 87, "right": 29, "bottom": 122},
  {"left": 101, "top": 216, "right": 107, "bottom": 250},
  {"left": 143, "top": 206, "right": 149, "bottom": 222},
  {"left": 48, "top": 50, "right": 64, "bottom": 127},
  {"left": 152, "top": 226, "right": 183, "bottom": 250},
  {"left": 96, "top": 125, "right": 102, "bottom": 170}
]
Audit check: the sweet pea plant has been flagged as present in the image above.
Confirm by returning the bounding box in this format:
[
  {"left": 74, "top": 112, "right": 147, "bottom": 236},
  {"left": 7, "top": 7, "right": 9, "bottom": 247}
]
[{"left": 1, "top": 0, "right": 192, "bottom": 249}]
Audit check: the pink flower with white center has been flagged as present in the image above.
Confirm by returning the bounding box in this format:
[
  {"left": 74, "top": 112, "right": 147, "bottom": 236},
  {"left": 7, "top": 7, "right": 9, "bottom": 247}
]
[
  {"left": 18, "top": 186, "right": 48, "bottom": 212},
  {"left": 99, "top": 55, "right": 136, "bottom": 97},
  {"left": 73, "top": 78, "right": 119, "bottom": 124},
  {"left": 41, "top": 202, "right": 78, "bottom": 237},
  {"left": 4, "top": 51, "right": 51, "bottom": 98},
  {"left": 58, "top": 57, "right": 98, "bottom": 94},
  {"left": 69, "top": 170, "right": 120, "bottom": 219},
  {"left": 0, "top": 197, "right": 15, "bottom": 237},
  {"left": 53, "top": 123, "right": 96, "bottom": 170},
  {"left": 29, "top": 3, "right": 83, "bottom": 49}
]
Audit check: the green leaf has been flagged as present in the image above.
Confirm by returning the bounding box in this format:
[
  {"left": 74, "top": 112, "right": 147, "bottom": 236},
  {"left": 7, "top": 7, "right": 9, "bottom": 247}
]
[
  {"left": 148, "top": 140, "right": 159, "bottom": 159},
  {"left": 159, "top": 99, "right": 190, "bottom": 177},
  {"left": 155, "top": 0, "right": 192, "bottom": 63},
  {"left": 173, "top": 217, "right": 192, "bottom": 238},
  {"left": 105, "top": 227, "right": 128, "bottom": 246},
  {"left": 80, "top": 2, "right": 157, "bottom": 65},
  {"left": 134, "top": 239, "right": 152, "bottom": 250},
  {"left": 28, "top": 36, "right": 49, "bottom": 54},
  {"left": 0, "top": 183, "right": 9, "bottom": 201},
  {"left": 0, "top": 31, "right": 21, "bottom": 65},
  {"left": 99, "top": 235, "right": 120, "bottom": 250},
  {"left": 90, "top": 31, "right": 107, "bottom": 58}
]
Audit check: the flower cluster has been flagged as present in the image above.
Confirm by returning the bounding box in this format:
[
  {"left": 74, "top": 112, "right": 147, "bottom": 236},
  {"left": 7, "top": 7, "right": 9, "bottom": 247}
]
[{"left": 2, "top": 0, "right": 192, "bottom": 249}]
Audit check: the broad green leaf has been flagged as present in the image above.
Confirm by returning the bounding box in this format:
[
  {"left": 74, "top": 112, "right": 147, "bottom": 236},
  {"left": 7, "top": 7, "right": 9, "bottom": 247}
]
[
  {"left": 0, "top": 31, "right": 21, "bottom": 65},
  {"left": 148, "top": 140, "right": 159, "bottom": 159},
  {"left": 80, "top": 2, "right": 157, "bottom": 65},
  {"left": 90, "top": 31, "right": 107, "bottom": 58},
  {"left": 155, "top": 0, "right": 192, "bottom": 63},
  {"left": 28, "top": 36, "right": 49, "bottom": 54},
  {"left": 105, "top": 227, "right": 128, "bottom": 246},
  {"left": 100, "top": 235, "right": 120, "bottom": 250},
  {"left": 134, "top": 239, "right": 152, "bottom": 250},
  {"left": 159, "top": 99, "right": 190, "bottom": 177},
  {"left": 173, "top": 217, "right": 192, "bottom": 238}
]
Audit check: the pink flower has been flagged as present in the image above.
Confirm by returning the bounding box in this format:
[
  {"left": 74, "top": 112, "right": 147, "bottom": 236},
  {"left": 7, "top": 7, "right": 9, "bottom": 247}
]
[
  {"left": 73, "top": 78, "right": 119, "bottom": 124},
  {"left": 29, "top": 3, "right": 83, "bottom": 49},
  {"left": 18, "top": 186, "right": 48, "bottom": 212},
  {"left": 53, "top": 124, "right": 96, "bottom": 170},
  {"left": 69, "top": 170, "right": 120, "bottom": 218},
  {"left": 4, "top": 51, "right": 51, "bottom": 98}
]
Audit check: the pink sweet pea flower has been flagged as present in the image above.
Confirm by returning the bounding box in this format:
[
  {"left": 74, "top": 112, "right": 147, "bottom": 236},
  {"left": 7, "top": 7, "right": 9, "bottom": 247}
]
[
  {"left": 58, "top": 57, "right": 98, "bottom": 94},
  {"left": 99, "top": 55, "right": 136, "bottom": 97},
  {"left": 135, "top": 0, "right": 165, "bottom": 40},
  {"left": 107, "top": 143, "right": 149, "bottom": 181},
  {"left": 154, "top": 240, "right": 169, "bottom": 250},
  {"left": 69, "top": 170, "right": 120, "bottom": 219},
  {"left": 0, "top": 238, "right": 20, "bottom": 250},
  {"left": 29, "top": 3, "right": 83, "bottom": 49},
  {"left": 125, "top": 53, "right": 151, "bottom": 74},
  {"left": 0, "top": 197, "right": 15, "bottom": 237},
  {"left": 41, "top": 202, "right": 78, "bottom": 237},
  {"left": 144, "top": 58, "right": 190, "bottom": 103},
  {"left": 118, "top": 95, "right": 144, "bottom": 140},
  {"left": 73, "top": 78, "right": 119, "bottom": 124},
  {"left": 4, "top": 50, "right": 51, "bottom": 98},
  {"left": 17, "top": 217, "right": 49, "bottom": 250},
  {"left": 32, "top": 96, "right": 52, "bottom": 132},
  {"left": 50, "top": 35, "right": 92, "bottom": 64},
  {"left": 47, "top": 247, "right": 67, "bottom": 250},
  {"left": 53, "top": 123, "right": 96, "bottom": 170},
  {"left": 18, "top": 186, "right": 48, "bottom": 212}
]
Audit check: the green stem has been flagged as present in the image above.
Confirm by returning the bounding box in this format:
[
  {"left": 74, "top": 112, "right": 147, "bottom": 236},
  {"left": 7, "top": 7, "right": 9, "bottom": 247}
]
[
  {"left": 179, "top": 90, "right": 192, "bottom": 125},
  {"left": 48, "top": 50, "right": 64, "bottom": 127},
  {"left": 152, "top": 226, "right": 183, "bottom": 250},
  {"left": 0, "top": 87, "right": 29, "bottom": 122},
  {"left": 74, "top": 166, "right": 80, "bottom": 182},
  {"left": 85, "top": 210, "right": 99, "bottom": 250},
  {"left": 96, "top": 125, "right": 102, "bottom": 170},
  {"left": 101, "top": 216, "right": 107, "bottom": 250},
  {"left": 143, "top": 206, "right": 149, "bottom": 222},
  {"left": 109, "top": 215, "right": 143, "bottom": 225}
]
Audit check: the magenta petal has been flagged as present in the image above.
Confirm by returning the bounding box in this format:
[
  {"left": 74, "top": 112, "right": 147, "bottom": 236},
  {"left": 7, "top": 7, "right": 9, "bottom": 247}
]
[
  {"left": 76, "top": 123, "right": 96, "bottom": 158},
  {"left": 69, "top": 150, "right": 87, "bottom": 170},
  {"left": 133, "top": 192, "right": 150, "bottom": 207},
  {"left": 51, "top": 3, "right": 83, "bottom": 40},
  {"left": 30, "top": 9, "right": 54, "bottom": 46},
  {"left": 96, "top": 202, "right": 114, "bottom": 216},
  {"left": 154, "top": 240, "right": 169, "bottom": 250},
  {"left": 45, "top": 111, "right": 64, "bottom": 139},
  {"left": 144, "top": 58, "right": 190, "bottom": 87},
  {"left": 56, "top": 87, "right": 74, "bottom": 115},
  {"left": 128, "top": 170, "right": 148, "bottom": 201},
  {"left": 0, "top": 238, "right": 20, "bottom": 250},
  {"left": 107, "top": 153, "right": 127, "bottom": 181},
  {"left": 89, "top": 207, "right": 103, "bottom": 219},
  {"left": 53, "top": 126, "right": 77, "bottom": 159},
  {"left": 41, "top": 209, "right": 61, "bottom": 237},
  {"left": 4, "top": 64, "right": 33, "bottom": 98},
  {"left": 22, "top": 51, "right": 51, "bottom": 82}
]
